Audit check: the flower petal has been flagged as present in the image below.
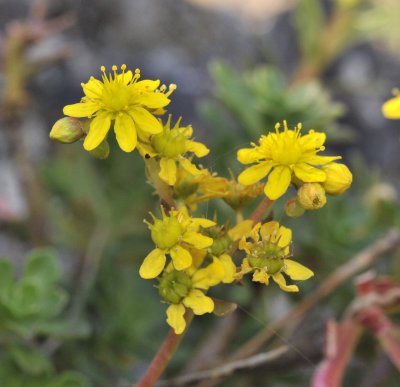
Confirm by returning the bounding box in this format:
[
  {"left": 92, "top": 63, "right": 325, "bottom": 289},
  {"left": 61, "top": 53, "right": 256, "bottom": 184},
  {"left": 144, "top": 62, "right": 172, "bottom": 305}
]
[
  {"left": 300, "top": 131, "right": 326, "bottom": 150},
  {"left": 136, "top": 142, "right": 157, "bottom": 158},
  {"left": 382, "top": 96, "right": 400, "bottom": 119},
  {"left": 139, "top": 248, "right": 166, "bottom": 279},
  {"left": 114, "top": 113, "right": 137, "bottom": 152},
  {"left": 252, "top": 269, "right": 270, "bottom": 285},
  {"left": 169, "top": 245, "right": 192, "bottom": 270},
  {"left": 272, "top": 273, "right": 299, "bottom": 292},
  {"left": 63, "top": 102, "right": 99, "bottom": 118},
  {"left": 83, "top": 112, "right": 112, "bottom": 151},
  {"left": 185, "top": 140, "right": 209, "bottom": 157},
  {"left": 238, "top": 161, "right": 273, "bottom": 186},
  {"left": 216, "top": 254, "right": 236, "bottom": 283},
  {"left": 159, "top": 158, "right": 177, "bottom": 185},
  {"left": 191, "top": 261, "right": 224, "bottom": 289},
  {"left": 293, "top": 163, "right": 326, "bottom": 183},
  {"left": 284, "top": 259, "right": 314, "bottom": 280},
  {"left": 82, "top": 78, "right": 103, "bottom": 99},
  {"left": 166, "top": 303, "right": 186, "bottom": 334},
  {"left": 137, "top": 92, "right": 170, "bottom": 109},
  {"left": 183, "top": 289, "right": 214, "bottom": 315},
  {"left": 305, "top": 155, "right": 341, "bottom": 166},
  {"left": 117, "top": 70, "right": 133, "bottom": 85},
  {"left": 190, "top": 218, "right": 216, "bottom": 228},
  {"left": 182, "top": 232, "right": 213, "bottom": 249},
  {"left": 228, "top": 220, "right": 254, "bottom": 241},
  {"left": 237, "top": 147, "right": 265, "bottom": 164},
  {"left": 264, "top": 166, "right": 291, "bottom": 200},
  {"left": 130, "top": 106, "right": 163, "bottom": 134},
  {"left": 260, "top": 221, "right": 280, "bottom": 241},
  {"left": 135, "top": 79, "right": 160, "bottom": 91},
  {"left": 179, "top": 158, "right": 202, "bottom": 176}
]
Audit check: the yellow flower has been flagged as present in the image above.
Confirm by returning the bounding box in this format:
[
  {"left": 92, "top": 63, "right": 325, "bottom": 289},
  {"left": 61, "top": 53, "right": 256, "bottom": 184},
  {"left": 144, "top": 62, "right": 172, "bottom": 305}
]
[
  {"left": 160, "top": 260, "right": 225, "bottom": 334},
  {"left": 237, "top": 221, "right": 313, "bottom": 292},
  {"left": 139, "top": 206, "right": 215, "bottom": 279},
  {"left": 63, "top": 65, "right": 175, "bottom": 152},
  {"left": 237, "top": 121, "right": 341, "bottom": 200},
  {"left": 137, "top": 115, "right": 209, "bottom": 185},
  {"left": 382, "top": 94, "right": 400, "bottom": 119}
]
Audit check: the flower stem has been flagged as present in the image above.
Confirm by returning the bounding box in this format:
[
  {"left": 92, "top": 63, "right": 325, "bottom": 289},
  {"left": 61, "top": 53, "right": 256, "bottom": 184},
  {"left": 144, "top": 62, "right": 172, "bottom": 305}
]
[
  {"left": 248, "top": 197, "right": 274, "bottom": 224},
  {"left": 136, "top": 310, "right": 194, "bottom": 387}
]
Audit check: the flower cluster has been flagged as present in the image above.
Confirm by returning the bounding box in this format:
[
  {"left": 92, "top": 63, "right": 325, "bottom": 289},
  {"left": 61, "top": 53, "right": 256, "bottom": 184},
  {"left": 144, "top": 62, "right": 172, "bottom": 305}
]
[
  {"left": 237, "top": 121, "right": 352, "bottom": 215},
  {"left": 51, "top": 66, "right": 354, "bottom": 334}
]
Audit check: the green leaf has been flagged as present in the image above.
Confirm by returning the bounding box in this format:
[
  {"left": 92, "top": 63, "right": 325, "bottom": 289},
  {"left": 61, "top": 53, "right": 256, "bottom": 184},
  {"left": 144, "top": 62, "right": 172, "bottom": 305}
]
[
  {"left": 35, "top": 316, "right": 90, "bottom": 339},
  {"left": 0, "top": 259, "right": 14, "bottom": 301},
  {"left": 38, "top": 288, "right": 68, "bottom": 318},
  {"left": 7, "top": 278, "right": 45, "bottom": 318},
  {"left": 10, "top": 344, "right": 52, "bottom": 376},
  {"left": 52, "top": 371, "right": 90, "bottom": 387},
  {"left": 24, "top": 248, "right": 61, "bottom": 285}
]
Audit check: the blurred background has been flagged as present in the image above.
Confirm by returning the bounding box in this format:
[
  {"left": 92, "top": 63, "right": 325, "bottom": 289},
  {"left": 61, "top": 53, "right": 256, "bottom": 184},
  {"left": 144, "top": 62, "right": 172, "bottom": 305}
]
[{"left": 1, "top": 0, "right": 400, "bottom": 386}]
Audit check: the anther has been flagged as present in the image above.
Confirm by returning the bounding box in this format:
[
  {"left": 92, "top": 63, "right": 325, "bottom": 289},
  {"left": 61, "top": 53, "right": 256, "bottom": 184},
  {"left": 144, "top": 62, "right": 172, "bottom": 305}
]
[
  {"left": 100, "top": 65, "right": 106, "bottom": 72},
  {"left": 121, "top": 64, "right": 127, "bottom": 71},
  {"left": 112, "top": 65, "right": 117, "bottom": 71}
]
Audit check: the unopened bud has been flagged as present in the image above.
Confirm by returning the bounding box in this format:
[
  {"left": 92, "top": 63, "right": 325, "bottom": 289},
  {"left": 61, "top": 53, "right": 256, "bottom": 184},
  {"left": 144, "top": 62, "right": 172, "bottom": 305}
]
[
  {"left": 89, "top": 139, "right": 110, "bottom": 160},
  {"left": 298, "top": 183, "right": 326, "bottom": 210},
  {"left": 322, "top": 163, "right": 352, "bottom": 196},
  {"left": 284, "top": 197, "right": 305, "bottom": 218},
  {"left": 211, "top": 235, "right": 231, "bottom": 256},
  {"left": 50, "top": 117, "right": 84, "bottom": 143}
]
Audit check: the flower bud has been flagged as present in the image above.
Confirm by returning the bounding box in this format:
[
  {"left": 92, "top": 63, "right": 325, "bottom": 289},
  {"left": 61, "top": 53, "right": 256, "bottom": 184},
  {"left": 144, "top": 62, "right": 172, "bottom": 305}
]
[
  {"left": 284, "top": 197, "right": 305, "bottom": 218},
  {"left": 158, "top": 271, "right": 192, "bottom": 304},
  {"left": 50, "top": 117, "right": 84, "bottom": 143},
  {"left": 322, "top": 163, "right": 352, "bottom": 196},
  {"left": 89, "top": 139, "right": 110, "bottom": 160},
  {"left": 211, "top": 235, "right": 231, "bottom": 256},
  {"left": 297, "top": 183, "right": 326, "bottom": 210},
  {"left": 151, "top": 216, "right": 184, "bottom": 249}
]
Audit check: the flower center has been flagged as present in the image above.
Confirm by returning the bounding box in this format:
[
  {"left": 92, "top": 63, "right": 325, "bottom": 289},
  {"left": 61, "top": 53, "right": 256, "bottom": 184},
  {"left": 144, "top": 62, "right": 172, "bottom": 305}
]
[
  {"left": 248, "top": 242, "right": 286, "bottom": 274},
  {"left": 271, "top": 131, "right": 303, "bottom": 165},
  {"left": 152, "top": 130, "right": 186, "bottom": 158},
  {"left": 151, "top": 216, "right": 184, "bottom": 249},
  {"left": 101, "top": 82, "right": 132, "bottom": 112},
  {"left": 158, "top": 271, "right": 192, "bottom": 304}
]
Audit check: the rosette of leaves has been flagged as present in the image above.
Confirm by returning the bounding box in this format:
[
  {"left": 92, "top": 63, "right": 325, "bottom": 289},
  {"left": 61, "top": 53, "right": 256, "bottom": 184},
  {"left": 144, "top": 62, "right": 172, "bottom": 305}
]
[{"left": 0, "top": 249, "right": 90, "bottom": 386}]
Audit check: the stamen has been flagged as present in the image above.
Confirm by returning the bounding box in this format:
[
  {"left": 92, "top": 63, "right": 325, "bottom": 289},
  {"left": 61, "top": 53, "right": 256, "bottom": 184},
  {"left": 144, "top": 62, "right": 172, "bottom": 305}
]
[
  {"left": 121, "top": 64, "right": 126, "bottom": 71},
  {"left": 100, "top": 65, "right": 106, "bottom": 72},
  {"left": 283, "top": 120, "right": 288, "bottom": 131},
  {"left": 165, "top": 84, "right": 177, "bottom": 97}
]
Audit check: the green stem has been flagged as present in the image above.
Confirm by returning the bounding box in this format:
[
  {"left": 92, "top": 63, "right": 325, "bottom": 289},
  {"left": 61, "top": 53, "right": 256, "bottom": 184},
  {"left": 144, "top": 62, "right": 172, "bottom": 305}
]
[{"left": 136, "top": 310, "right": 194, "bottom": 387}]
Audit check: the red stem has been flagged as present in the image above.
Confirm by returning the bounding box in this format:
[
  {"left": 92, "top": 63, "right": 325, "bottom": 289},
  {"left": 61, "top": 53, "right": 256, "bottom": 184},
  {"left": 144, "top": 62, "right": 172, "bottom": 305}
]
[
  {"left": 248, "top": 197, "right": 274, "bottom": 224},
  {"left": 136, "top": 311, "right": 193, "bottom": 387}
]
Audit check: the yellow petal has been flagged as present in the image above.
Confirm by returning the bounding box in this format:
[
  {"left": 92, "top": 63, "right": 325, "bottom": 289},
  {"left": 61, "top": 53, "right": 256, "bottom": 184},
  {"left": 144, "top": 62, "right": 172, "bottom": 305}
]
[
  {"left": 82, "top": 78, "right": 103, "bottom": 99},
  {"left": 264, "top": 166, "right": 291, "bottom": 200},
  {"left": 277, "top": 226, "right": 292, "bottom": 252},
  {"left": 306, "top": 155, "right": 341, "bottom": 166},
  {"left": 63, "top": 102, "right": 99, "bottom": 118},
  {"left": 284, "top": 259, "right": 314, "bottom": 280},
  {"left": 272, "top": 273, "right": 299, "bottom": 292},
  {"left": 137, "top": 92, "right": 170, "bottom": 109},
  {"left": 114, "top": 113, "right": 137, "bottom": 152},
  {"left": 170, "top": 245, "right": 192, "bottom": 270},
  {"left": 117, "top": 70, "right": 133, "bottom": 85},
  {"left": 382, "top": 96, "right": 400, "bottom": 119},
  {"left": 185, "top": 140, "right": 209, "bottom": 157},
  {"left": 237, "top": 148, "right": 265, "bottom": 164},
  {"left": 216, "top": 254, "right": 236, "bottom": 283},
  {"left": 135, "top": 79, "right": 160, "bottom": 91},
  {"left": 183, "top": 289, "right": 214, "bottom": 315},
  {"left": 191, "top": 261, "right": 225, "bottom": 289},
  {"left": 166, "top": 303, "right": 186, "bottom": 334},
  {"left": 179, "top": 158, "right": 202, "bottom": 176},
  {"left": 189, "top": 218, "right": 216, "bottom": 229},
  {"left": 260, "top": 221, "right": 279, "bottom": 241},
  {"left": 130, "top": 106, "right": 163, "bottom": 134},
  {"left": 300, "top": 131, "right": 326, "bottom": 150},
  {"left": 136, "top": 142, "right": 157, "bottom": 158},
  {"left": 228, "top": 220, "right": 254, "bottom": 241},
  {"left": 252, "top": 269, "right": 270, "bottom": 285},
  {"left": 235, "top": 258, "right": 253, "bottom": 279},
  {"left": 83, "top": 112, "right": 112, "bottom": 151},
  {"left": 182, "top": 232, "right": 213, "bottom": 249},
  {"left": 238, "top": 161, "right": 273, "bottom": 186},
  {"left": 159, "top": 158, "right": 177, "bottom": 185},
  {"left": 139, "top": 248, "right": 166, "bottom": 279},
  {"left": 293, "top": 163, "right": 326, "bottom": 183}
]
